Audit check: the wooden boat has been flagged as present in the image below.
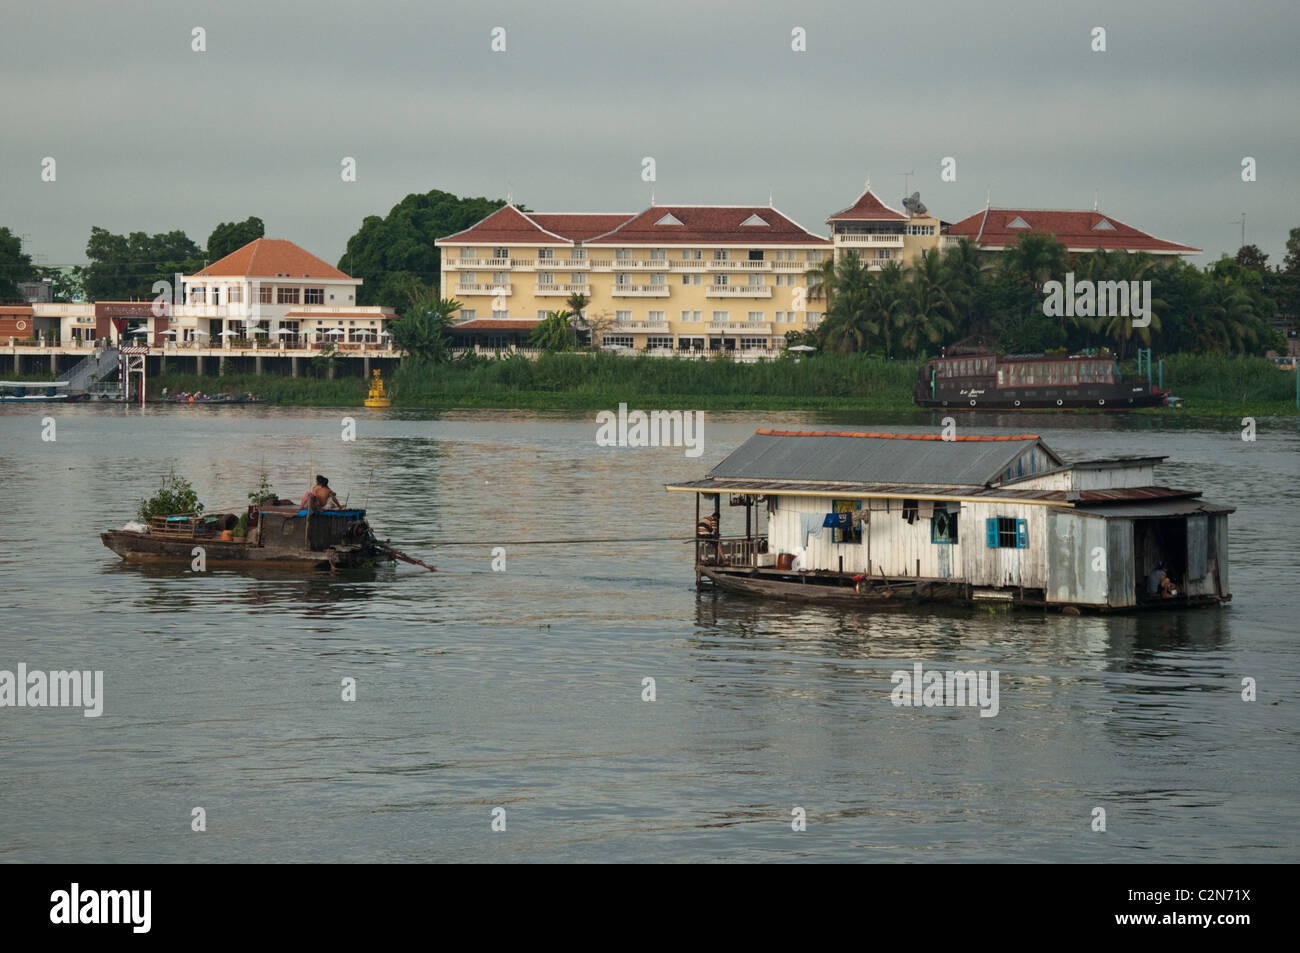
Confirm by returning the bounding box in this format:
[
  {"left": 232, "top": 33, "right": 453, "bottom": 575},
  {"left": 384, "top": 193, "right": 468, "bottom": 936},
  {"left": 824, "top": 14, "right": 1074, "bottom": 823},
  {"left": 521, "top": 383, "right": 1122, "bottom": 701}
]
[
  {"left": 914, "top": 352, "right": 1166, "bottom": 409},
  {"left": 101, "top": 504, "right": 395, "bottom": 570},
  {"left": 699, "top": 567, "right": 960, "bottom": 607}
]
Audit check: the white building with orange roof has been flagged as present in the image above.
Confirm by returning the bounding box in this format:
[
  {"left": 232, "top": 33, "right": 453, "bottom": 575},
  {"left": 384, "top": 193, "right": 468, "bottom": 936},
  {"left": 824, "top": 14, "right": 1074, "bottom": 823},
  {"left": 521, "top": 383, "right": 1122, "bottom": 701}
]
[
  {"left": 169, "top": 238, "right": 397, "bottom": 347},
  {"left": 944, "top": 207, "right": 1201, "bottom": 259},
  {"left": 826, "top": 182, "right": 942, "bottom": 269}
]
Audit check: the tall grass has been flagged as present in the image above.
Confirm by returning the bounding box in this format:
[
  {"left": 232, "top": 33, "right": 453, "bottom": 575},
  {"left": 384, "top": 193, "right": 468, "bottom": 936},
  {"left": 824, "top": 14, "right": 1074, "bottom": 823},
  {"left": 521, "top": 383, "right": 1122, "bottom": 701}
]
[{"left": 1159, "top": 354, "right": 1294, "bottom": 404}]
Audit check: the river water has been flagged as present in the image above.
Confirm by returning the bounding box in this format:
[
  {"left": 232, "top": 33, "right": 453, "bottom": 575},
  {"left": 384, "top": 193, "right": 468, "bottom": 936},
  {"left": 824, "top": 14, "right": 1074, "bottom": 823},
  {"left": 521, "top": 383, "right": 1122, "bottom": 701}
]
[{"left": 0, "top": 404, "right": 1296, "bottom": 863}]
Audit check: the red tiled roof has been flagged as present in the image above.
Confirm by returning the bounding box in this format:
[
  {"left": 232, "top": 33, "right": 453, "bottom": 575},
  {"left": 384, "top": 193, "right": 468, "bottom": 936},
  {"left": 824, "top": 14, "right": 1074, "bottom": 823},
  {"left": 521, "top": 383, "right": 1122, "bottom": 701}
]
[
  {"left": 826, "top": 186, "right": 908, "bottom": 222},
  {"left": 587, "top": 206, "right": 830, "bottom": 245},
  {"left": 756, "top": 429, "right": 1040, "bottom": 442},
  {"left": 948, "top": 209, "right": 1199, "bottom": 254},
  {"left": 437, "top": 205, "right": 576, "bottom": 245},
  {"left": 448, "top": 319, "right": 543, "bottom": 332},
  {"left": 531, "top": 214, "right": 635, "bottom": 242},
  {"left": 195, "top": 239, "right": 352, "bottom": 279}
]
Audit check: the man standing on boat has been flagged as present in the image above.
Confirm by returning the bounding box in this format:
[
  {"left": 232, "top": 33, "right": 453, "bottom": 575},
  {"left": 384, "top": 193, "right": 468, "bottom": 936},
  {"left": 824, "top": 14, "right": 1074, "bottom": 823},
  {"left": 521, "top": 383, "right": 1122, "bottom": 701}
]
[{"left": 302, "top": 475, "right": 343, "bottom": 512}]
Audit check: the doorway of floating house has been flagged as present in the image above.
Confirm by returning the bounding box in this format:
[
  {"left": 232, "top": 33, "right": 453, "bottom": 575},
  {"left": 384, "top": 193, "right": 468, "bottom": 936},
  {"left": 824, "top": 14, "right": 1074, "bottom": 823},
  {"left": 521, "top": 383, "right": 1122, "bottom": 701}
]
[{"left": 1132, "top": 516, "right": 1188, "bottom": 600}]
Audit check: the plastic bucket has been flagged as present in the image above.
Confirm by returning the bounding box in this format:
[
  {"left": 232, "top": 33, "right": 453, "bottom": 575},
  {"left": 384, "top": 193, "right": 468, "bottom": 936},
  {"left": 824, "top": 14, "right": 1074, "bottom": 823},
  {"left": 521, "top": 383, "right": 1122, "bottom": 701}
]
[{"left": 777, "top": 553, "right": 794, "bottom": 570}]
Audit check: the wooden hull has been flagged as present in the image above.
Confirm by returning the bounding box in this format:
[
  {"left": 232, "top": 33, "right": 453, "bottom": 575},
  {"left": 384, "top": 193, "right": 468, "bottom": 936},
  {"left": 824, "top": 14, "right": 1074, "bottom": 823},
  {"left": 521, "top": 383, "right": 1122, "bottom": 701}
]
[
  {"left": 917, "top": 384, "right": 1166, "bottom": 410},
  {"left": 699, "top": 567, "right": 933, "bottom": 607},
  {"left": 101, "top": 530, "right": 389, "bottom": 570}
]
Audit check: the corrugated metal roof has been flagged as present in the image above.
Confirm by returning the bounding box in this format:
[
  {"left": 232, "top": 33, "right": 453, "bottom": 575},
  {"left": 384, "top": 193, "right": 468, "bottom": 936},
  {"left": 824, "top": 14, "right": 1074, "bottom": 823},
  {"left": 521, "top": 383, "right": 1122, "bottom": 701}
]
[
  {"left": 706, "top": 431, "right": 1060, "bottom": 487},
  {"left": 665, "top": 478, "right": 1079, "bottom": 504},
  {"left": 1072, "top": 499, "right": 1236, "bottom": 519}
]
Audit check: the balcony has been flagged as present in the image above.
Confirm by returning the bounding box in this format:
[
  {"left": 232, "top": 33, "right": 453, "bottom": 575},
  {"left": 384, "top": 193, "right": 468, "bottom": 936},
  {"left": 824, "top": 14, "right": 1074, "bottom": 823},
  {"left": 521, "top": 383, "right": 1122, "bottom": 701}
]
[
  {"left": 772, "top": 259, "right": 814, "bottom": 271},
  {"left": 835, "top": 233, "right": 905, "bottom": 247},
  {"left": 671, "top": 258, "right": 709, "bottom": 271},
  {"left": 586, "top": 258, "right": 616, "bottom": 270},
  {"left": 611, "top": 284, "right": 671, "bottom": 297},
  {"left": 706, "top": 285, "right": 772, "bottom": 298},
  {"left": 609, "top": 259, "right": 671, "bottom": 270},
  {"left": 612, "top": 321, "right": 671, "bottom": 332},
  {"left": 700, "top": 259, "right": 773, "bottom": 271},
  {"left": 534, "top": 283, "right": 592, "bottom": 296},
  {"left": 454, "top": 283, "right": 512, "bottom": 296},
  {"left": 707, "top": 322, "right": 773, "bottom": 334}
]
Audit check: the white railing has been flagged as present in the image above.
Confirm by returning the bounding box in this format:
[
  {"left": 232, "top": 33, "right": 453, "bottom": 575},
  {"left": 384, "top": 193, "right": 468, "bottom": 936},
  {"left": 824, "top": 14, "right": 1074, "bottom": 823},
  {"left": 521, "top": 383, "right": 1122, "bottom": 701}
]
[
  {"left": 612, "top": 322, "right": 671, "bottom": 331},
  {"left": 702, "top": 259, "right": 773, "bottom": 271},
  {"left": 611, "top": 285, "right": 671, "bottom": 297},
  {"left": 771, "top": 259, "right": 814, "bottom": 270},
  {"left": 836, "top": 233, "right": 905, "bottom": 246},
  {"left": 454, "top": 283, "right": 512, "bottom": 296},
  {"left": 706, "top": 285, "right": 772, "bottom": 298},
  {"left": 707, "top": 322, "right": 772, "bottom": 334},
  {"left": 534, "top": 283, "right": 592, "bottom": 296}
]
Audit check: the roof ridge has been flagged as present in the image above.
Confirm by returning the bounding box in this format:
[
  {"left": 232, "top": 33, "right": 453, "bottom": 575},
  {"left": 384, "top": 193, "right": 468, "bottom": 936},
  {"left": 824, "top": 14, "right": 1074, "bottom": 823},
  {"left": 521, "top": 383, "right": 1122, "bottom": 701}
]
[{"left": 755, "top": 429, "right": 1040, "bottom": 442}]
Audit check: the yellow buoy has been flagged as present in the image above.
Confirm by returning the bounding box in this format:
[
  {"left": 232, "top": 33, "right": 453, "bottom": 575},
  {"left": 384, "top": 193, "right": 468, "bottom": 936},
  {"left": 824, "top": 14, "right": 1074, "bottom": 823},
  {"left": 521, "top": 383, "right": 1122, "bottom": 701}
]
[{"left": 364, "top": 369, "right": 391, "bottom": 408}]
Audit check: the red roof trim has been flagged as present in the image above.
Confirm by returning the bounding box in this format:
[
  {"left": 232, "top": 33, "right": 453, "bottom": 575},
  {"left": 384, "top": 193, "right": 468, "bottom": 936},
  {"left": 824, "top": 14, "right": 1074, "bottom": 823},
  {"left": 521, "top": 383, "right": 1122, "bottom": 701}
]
[{"left": 755, "top": 430, "right": 1040, "bottom": 442}]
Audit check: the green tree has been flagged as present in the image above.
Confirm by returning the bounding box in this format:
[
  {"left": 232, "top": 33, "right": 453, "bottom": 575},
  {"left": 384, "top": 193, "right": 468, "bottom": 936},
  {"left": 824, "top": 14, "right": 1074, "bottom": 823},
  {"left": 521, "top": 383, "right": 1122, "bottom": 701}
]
[
  {"left": 34, "top": 266, "right": 84, "bottom": 302},
  {"left": 206, "top": 216, "right": 265, "bottom": 262},
  {"left": 0, "top": 226, "right": 35, "bottom": 300},
  {"left": 81, "top": 226, "right": 204, "bottom": 301},
  {"left": 529, "top": 310, "right": 577, "bottom": 351},
  {"left": 340, "top": 190, "right": 522, "bottom": 307},
  {"left": 813, "top": 253, "right": 877, "bottom": 353},
  {"left": 897, "top": 249, "right": 956, "bottom": 356},
  {"left": 389, "top": 295, "right": 460, "bottom": 364},
  {"left": 1234, "top": 244, "right": 1269, "bottom": 274}
]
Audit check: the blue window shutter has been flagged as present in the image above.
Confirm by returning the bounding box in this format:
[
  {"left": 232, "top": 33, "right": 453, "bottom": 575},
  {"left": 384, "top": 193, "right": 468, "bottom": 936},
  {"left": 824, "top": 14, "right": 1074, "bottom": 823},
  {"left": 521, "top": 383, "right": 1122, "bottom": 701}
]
[
  {"left": 1016, "top": 519, "right": 1028, "bottom": 548},
  {"left": 986, "top": 518, "right": 998, "bottom": 548}
]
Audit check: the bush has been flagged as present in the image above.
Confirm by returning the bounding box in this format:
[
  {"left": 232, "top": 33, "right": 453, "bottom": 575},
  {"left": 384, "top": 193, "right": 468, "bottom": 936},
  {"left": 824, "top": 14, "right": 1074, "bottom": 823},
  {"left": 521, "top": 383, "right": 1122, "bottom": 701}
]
[{"left": 137, "top": 470, "right": 203, "bottom": 522}]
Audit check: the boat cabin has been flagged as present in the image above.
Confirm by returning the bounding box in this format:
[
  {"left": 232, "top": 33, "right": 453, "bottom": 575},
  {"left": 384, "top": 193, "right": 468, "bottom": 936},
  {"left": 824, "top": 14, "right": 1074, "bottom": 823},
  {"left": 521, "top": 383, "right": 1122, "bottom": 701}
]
[{"left": 667, "top": 430, "right": 1232, "bottom": 611}]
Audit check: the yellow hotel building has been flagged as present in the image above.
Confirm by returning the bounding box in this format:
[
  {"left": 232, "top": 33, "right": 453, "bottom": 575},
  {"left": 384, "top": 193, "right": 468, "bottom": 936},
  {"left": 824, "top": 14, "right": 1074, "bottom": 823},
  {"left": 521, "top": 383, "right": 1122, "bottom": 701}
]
[{"left": 436, "top": 184, "right": 941, "bottom": 354}]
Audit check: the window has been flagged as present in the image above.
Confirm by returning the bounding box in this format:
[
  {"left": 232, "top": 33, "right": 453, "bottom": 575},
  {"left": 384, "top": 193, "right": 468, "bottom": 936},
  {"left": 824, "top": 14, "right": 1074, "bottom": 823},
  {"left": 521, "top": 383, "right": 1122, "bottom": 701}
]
[
  {"left": 650, "top": 248, "right": 666, "bottom": 261},
  {"left": 986, "top": 517, "right": 1028, "bottom": 549},
  {"left": 210, "top": 288, "right": 220, "bottom": 305},
  {"left": 711, "top": 311, "right": 730, "bottom": 324},
  {"left": 604, "top": 335, "right": 634, "bottom": 348},
  {"left": 906, "top": 224, "right": 936, "bottom": 236},
  {"left": 615, "top": 310, "right": 633, "bottom": 323},
  {"left": 538, "top": 248, "right": 554, "bottom": 260},
  {"left": 747, "top": 311, "right": 764, "bottom": 324},
  {"left": 278, "top": 287, "right": 299, "bottom": 304},
  {"left": 748, "top": 249, "right": 764, "bottom": 260},
  {"left": 714, "top": 274, "right": 729, "bottom": 286},
  {"left": 228, "top": 285, "right": 242, "bottom": 304},
  {"left": 648, "top": 310, "right": 666, "bottom": 324},
  {"left": 571, "top": 248, "right": 587, "bottom": 260},
  {"left": 806, "top": 312, "right": 822, "bottom": 326},
  {"left": 649, "top": 273, "right": 665, "bottom": 286},
  {"left": 537, "top": 310, "right": 550, "bottom": 319},
  {"left": 492, "top": 272, "right": 508, "bottom": 285},
  {"left": 931, "top": 508, "right": 959, "bottom": 544},
  {"left": 680, "top": 310, "right": 701, "bottom": 322},
  {"left": 493, "top": 248, "right": 509, "bottom": 259},
  {"left": 616, "top": 273, "right": 631, "bottom": 285},
  {"left": 682, "top": 249, "right": 702, "bottom": 260},
  {"left": 807, "top": 250, "right": 824, "bottom": 262},
  {"left": 538, "top": 272, "right": 555, "bottom": 284},
  {"left": 831, "top": 499, "right": 862, "bottom": 543},
  {"left": 460, "top": 309, "right": 477, "bottom": 320},
  {"left": 682, "top": 273, "right": 702, "bottom": 285},
  {"left": 739, "top": 336, "right": 768, "bottom": 349},
  {"left": 747, "top": 273, "right": 764, "bottom": 287},
  {"left": 304, "top": 288, "right": 324, "bottom": 305},
  {"left": 647, "top": 336, "right": 673, "bottom": 349},
  {"left": 190, "top": 287, "right": 206, "bottom": 304},
  {"left": 491, "top": 308, "right": 509, "bottom": 319},
  {"left": 712, "top": 249, "right": 729, "bottom": 261},
  {"left": 461, "top": 248, "right": 477, "bottom": 259},
  {"left": 570, "top": 273, "right": 586, "bottom": 286},
  {"left": 616, "top": 248, "right": 632, "bottom": 260}
]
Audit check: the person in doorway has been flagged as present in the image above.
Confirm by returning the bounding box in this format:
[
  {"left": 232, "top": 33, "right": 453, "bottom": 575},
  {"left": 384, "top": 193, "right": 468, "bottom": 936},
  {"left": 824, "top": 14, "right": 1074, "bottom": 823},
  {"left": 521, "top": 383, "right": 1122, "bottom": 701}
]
[
  {"left": 1146, "top": 562, "right": 1176, "bottom": 598},
  {"left": 301, "top": 475, "right": 342, "bottom": 512}
]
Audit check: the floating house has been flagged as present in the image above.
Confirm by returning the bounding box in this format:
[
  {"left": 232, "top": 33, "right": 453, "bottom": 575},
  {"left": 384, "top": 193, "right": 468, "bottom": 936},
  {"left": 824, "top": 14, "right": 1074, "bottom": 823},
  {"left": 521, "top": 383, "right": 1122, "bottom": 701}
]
[{"left": 667, "top": 430, "right": 1232, "bottom": 611}]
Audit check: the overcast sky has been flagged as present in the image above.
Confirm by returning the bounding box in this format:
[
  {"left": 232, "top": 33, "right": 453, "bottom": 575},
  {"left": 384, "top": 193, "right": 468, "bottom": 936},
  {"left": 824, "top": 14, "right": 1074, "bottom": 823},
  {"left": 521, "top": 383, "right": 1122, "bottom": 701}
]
[{"left": 2, "top": 0, "right": 1296, "bottom": 271}]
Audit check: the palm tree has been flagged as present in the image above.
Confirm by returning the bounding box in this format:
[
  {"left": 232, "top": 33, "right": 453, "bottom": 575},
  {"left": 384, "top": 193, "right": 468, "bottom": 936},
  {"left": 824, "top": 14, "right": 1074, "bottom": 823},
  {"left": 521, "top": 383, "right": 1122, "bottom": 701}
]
[
  {"left": 529, "top": 310, "right": 577, "bottom": 351},
  {"left": 898, "top": 250, "right": 956, "bottom": 356},
  {"left": 1002, "top": 232, "right": 1068, "bottom": 292},
  {"left": 869, "top": 261, "right": 909, "bottom": 359},
  {"left": 814, "top": 254, "right": 877, "bottom": 353},
  {"left": 390, "top": 295, "right": 460, "bottom": 364}
]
